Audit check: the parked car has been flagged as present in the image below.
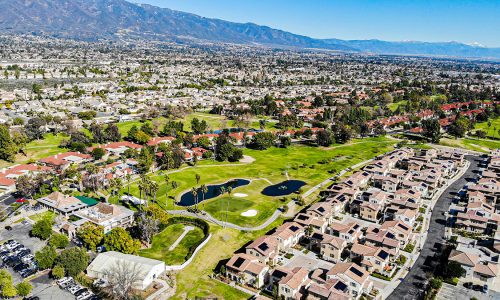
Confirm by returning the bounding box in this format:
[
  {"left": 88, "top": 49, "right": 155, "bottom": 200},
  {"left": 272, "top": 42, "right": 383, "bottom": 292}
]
[{"left": 483, "top": 284, "right": 489, "bottom": 293}]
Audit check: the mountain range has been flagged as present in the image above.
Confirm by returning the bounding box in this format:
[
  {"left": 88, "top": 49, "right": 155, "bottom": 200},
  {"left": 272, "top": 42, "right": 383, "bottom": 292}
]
[{"left": 0, "top": 0, "right": 499, "bottom": 59}]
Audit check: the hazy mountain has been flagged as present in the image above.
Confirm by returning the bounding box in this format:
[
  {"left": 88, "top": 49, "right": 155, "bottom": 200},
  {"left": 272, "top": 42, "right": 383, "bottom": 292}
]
[
  {"left": 323, "top": 39, "right": 500, "bottom": 59},
  {"left": 0, "top": 0, "right": 498, "bottom": 59}
]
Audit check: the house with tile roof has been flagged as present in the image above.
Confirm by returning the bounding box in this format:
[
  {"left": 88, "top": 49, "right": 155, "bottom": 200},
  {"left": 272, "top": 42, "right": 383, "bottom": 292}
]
[{"left": 225, "top": 253, "right": 269, "bottom": 289}]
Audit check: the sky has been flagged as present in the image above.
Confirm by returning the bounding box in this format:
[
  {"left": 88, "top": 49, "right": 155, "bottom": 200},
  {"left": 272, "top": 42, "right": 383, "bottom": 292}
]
[{"left": 133, "top": 0, "right": 500, "bottom": 47}]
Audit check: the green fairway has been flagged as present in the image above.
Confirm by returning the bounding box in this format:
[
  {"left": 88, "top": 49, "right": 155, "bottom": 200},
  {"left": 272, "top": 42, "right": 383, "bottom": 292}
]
[
  {"left": 202, "top": 179, "right": 283, "bottom": 227},
  {"left": 474, "top": 117, "right": 500, "bottom": 139},
  {"left": 139, "top": 224, "right": 205, "bottom": 265},
  {"left": 119, "top": 137, "right": 395, "bottom": 226},
  {"left": 439, "top": 137, "right": 500, "bottom": 153},
  {"left": 0, "top": 133, "right": 69, "bottom": 168}
]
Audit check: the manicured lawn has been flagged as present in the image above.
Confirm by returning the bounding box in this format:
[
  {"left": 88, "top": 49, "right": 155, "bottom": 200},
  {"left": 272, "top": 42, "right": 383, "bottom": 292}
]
[
  {"left": 119, "top": 137, "right": 395, "bottom": 226},
  {"left": 28, "top": 211, "right": 56, "bottom": 223},
  {"left": 172, "top": 219, "right": 284, "bottom": 300},
  {"left": 387, "top": 100, "right": 407, "bottom": 112},
  {"left": 139, "top": 224, "right": 205, "bottom": 265},
  {"left": 474, "top": 117, "right": 500, "bottom": 139}
]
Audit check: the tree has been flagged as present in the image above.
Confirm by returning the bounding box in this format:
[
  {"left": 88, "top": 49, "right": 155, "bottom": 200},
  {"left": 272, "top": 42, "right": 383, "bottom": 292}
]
[
  {"left": 137, "top": 147, "right": 154, "bottom": 173},
  {"left": 191, "top": 187, "right": 199, "bottom": 210},
  {"left": 448, "top": 116, "right": 471, "bottom": 138},
  {"left": 0, "top": 124, "right": 17, "bottom": 162},
  {"left": 137, "top": 213, "right": 160, "bottom": 245},
  {"left": 25, "top": 117, "right": 46, "bottom": 141},
  {"left": 12, "top": 117, "right": 24, "bottom": 126},
  {"left": 91, "top": 147, "right": 106, "bottom": 160},
  {"left": 316, "top": 129, "right": 334, "bottom": 147},
  {"left": 200, "top": 184, "right": 208, "bottom": 210},
  {"left": 191, "top": 118, "right": 208, "bottom": 134},
  {"left": 196, "top": 136, "right": 211, "bottom": 149},
  {"left": 77, "top": 111, "right": 97, "bottom": 120},
  {"left": 1, "top": 282, "right": 16, "bottom": 298},
  {"left": 105, "top": 123, "right": 122, "bottom": 142},
  {"left": 332, "top": 123, "right": 352, "bottom": 144},
  {"left": 51, "top": 265, "right": 65, "bottom": 279},
  {"left": 49, "top": 233, "right": 69, "bottom": 249},
  {"left": 0, "top": 269, "right": 12, "bottom": 287},
  {"left": 35, "top": 245, "right": 57, "bottom": 269},
  {"left": 31, "top": 219, "right": 53, "bottom": 240},
  {"left": 445, "top": 261, "right": 466, "bottom": 278},
  {"left": 104, "top": 227, "right": 141, "bottom": 255},
  {"left": 422, "top": 118, "right": 441, "bottom": 143},
  {"left": 252, "top": 132, "right": 275, "bottom": 150},
  {"left": 104, "top": 261, "right": 144, "bottom": 300},
  {"left": 77, "top": 223, "right": 104, "bottom": 251},
  {"left": 16, "top": 281, "right": 32, "bottom": 297},
  {"left": 56, "top": 247, "right": 90, "bottom": 277},
  {"left": 280, "top": 136, "right": 291, "bottom": 148},
  {"left": 89, "top": 122, "right": 106, "bottom": 144},
  {"left": 0, "top": 269, "right": 16, "bottom": 298},
  {"left": 195, "top": 173, "right": 201, "bottom": 185}
]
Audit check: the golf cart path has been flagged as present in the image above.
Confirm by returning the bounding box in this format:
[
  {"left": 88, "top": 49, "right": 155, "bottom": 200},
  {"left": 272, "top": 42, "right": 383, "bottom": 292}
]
[{"left": 168, "top": 225, "right": 194, "bottom": 251}]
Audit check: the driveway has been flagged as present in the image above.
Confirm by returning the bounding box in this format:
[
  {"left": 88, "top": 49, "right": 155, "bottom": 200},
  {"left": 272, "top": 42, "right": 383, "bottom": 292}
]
[
  {"left": 388, "top": 156, "right": 482, "bottom": 300},
  {"left": 281, "top": 248, "right": 334, "bottom": 271}
]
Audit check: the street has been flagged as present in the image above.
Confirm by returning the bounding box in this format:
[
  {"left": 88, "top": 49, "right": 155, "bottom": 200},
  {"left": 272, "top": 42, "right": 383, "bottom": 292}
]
[{"left": 388, "top": 156, "right": 482, "bottom": 300}]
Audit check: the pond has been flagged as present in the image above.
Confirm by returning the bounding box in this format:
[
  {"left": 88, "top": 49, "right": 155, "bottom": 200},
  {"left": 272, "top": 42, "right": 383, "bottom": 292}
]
[
  {"left": 178, "top": 179, "right": 251, "bottom": 206},
  {"left": 261, "top": 180, "right": 307, "bottom": 197}
]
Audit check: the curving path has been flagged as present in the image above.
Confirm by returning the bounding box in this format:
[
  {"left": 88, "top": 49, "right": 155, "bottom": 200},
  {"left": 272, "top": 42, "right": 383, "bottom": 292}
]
[{"left": 167, "top": 206, "right": 284, "bottom": 231}]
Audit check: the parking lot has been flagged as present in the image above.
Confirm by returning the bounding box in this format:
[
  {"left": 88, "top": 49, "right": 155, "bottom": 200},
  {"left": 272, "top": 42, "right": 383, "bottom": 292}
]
[
  {"left": 437, "top": 283, "right": 500, "bottom": 300},
  {"left": 0, "top": 222, "right": 47, "bottom": 255}
]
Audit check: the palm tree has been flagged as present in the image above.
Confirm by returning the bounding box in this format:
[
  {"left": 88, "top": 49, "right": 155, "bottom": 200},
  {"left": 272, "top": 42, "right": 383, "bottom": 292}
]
[
  {"left": 150, "top": 181, "right": 159, "bottom": 205},
  {"left": 164, "top": 174, "right": 170, "bottom": 209},
  {"left": 226, "top": 186, "right": 233, "bottom": 226},
  {"left": 125, "top": 173, "right": 132, "bottom": 195},
  {"left": 219, "top": 186, "right": 227, "bottom": 227},
  {"left": 191, "top": 187, "right": 199, "bottom": 211},
  {"left": 201, "top": 184, "right": 208, "bottom": 211},
  {"left": 171, "top": 181, "right": 178, "bottom": 210}
]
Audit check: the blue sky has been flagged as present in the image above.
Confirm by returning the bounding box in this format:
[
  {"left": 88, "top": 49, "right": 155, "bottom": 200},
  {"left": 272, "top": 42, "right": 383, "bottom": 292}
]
[{"left": 133, "top": 0, "right": 500, "bottom": 47}]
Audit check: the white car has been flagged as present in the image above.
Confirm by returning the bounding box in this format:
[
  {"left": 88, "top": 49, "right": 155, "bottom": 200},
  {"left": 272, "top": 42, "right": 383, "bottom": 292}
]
[
  {"left": 77, "top": 291, "right": 94, "bottom": 300},
  {"left": 57, "top": 277, "right": 71, "bottom": 286},
  {"left": 21, "top": 254, "right": 34, "bottom": 262},
  {"left": 69, "top": 285, "right": 84, "bottom": 295}
]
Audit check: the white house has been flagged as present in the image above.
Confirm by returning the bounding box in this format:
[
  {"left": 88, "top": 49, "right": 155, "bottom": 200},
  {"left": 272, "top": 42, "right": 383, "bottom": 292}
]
[{"left": 87, "top": 251, "right": 165, "bottom": 290}]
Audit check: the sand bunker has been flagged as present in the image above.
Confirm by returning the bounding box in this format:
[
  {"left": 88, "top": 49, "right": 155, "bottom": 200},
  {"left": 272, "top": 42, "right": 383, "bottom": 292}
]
[
  {"left": 241, "top": 209, "right": 258, "bottom": 217},
  {"left": 234, "top": 193, "right": 248, "bottom": 198}
]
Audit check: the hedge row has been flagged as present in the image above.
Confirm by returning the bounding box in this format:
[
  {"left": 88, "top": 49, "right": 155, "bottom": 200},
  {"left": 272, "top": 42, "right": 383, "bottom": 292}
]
[{"left": 165, "top": 216, "right": 210, "bottom": 262}]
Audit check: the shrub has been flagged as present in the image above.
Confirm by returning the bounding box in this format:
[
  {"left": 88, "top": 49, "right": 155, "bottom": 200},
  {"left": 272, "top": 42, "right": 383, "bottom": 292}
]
[
  {"left": 16, "top": 281, "right": 32, "bottom": 297},
  {"left": 403, "top": 243, "right": 415, "bottom": 253},
  {"left": 429, "top": 278, "right": 442, "bottom": 290},
  {"left": 51, "top": 265, "right": 65, "bottom": 279}
]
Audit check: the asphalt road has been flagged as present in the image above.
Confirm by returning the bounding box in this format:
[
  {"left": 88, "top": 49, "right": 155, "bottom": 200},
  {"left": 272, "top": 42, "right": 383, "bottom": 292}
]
[
  {"left": 388, "top": 156, "right": 482, "bottom": 300},
  {"left": 0, "top": 193, "right": 16, "bottom": 207}
]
